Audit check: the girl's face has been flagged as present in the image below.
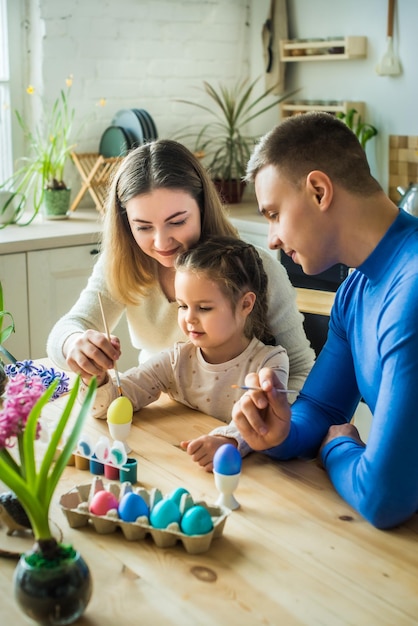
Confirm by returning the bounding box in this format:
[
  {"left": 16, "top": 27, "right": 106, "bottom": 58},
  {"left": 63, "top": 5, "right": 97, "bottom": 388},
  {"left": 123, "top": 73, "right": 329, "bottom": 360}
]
[
  {"left": 125, "top": 188, "right": 202, "bottom": 267},
  {"left": 175, "top": 269, "right": 255, "bottom": 364}
]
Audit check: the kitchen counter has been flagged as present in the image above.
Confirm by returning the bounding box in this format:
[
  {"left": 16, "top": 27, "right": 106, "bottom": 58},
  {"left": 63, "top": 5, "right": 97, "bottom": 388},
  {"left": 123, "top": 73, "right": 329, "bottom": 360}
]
[
  {"left": 0, "top": 209, "right": 103, "bottom": 254},
  {"left": 0, "top": 204, "right": 334, "bottom": 317}
]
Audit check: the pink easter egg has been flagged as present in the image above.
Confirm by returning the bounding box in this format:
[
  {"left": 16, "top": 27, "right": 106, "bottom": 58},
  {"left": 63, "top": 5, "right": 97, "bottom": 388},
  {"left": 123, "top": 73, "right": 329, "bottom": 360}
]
[{"left": 89, "top": 490, "right": 119, "bottom": 516}]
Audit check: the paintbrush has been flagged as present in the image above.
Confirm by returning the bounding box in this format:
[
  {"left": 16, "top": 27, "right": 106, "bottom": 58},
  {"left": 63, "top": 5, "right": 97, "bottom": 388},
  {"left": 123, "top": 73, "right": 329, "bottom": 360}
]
[
  {"left": 98, "top": 292, "right": 123, "bottom": 397},
  {"left": 231, "top": 385, "right": 297, "bottom": 394}
]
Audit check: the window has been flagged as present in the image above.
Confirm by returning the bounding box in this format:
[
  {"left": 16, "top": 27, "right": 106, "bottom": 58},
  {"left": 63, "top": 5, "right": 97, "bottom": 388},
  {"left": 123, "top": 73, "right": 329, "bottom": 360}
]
[{"left": 0, "top": 0, "right": 13, "bottom": 185}]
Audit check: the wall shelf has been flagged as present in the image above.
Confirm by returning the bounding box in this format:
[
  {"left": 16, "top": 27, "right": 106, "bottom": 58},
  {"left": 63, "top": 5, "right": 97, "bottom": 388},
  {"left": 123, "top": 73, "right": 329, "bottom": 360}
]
[
  {"left": 281, "top": 100, "right": 365, "bottom": 120},
  {"left": 280, "top": 36, "right": 367, "bottom": 62}
]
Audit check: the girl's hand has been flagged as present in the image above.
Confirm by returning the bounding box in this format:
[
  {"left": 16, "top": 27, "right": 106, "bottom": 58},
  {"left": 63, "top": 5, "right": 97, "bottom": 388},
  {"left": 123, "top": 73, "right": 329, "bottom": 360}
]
[
  {"left": 232, "top": 367, "right": 292, "bottom": 451},
  {"left": 180, "top": 435, "right": 238, "bottom": 472},
  {"left": 64, "top": 330, "right": 121, "bottom": 380}
]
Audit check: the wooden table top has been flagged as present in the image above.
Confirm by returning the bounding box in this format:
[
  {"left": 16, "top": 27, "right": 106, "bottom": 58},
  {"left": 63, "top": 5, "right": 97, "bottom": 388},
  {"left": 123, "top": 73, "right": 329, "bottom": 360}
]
[{"left": 1, "top": 382, "right": 418, "bottom": 625}]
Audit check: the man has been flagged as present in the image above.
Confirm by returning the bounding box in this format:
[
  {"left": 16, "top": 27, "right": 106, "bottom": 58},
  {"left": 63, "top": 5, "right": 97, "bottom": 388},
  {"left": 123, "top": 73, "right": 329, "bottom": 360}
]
[{"left": 232, "top": 112, "right": 418, "bottom": 529}]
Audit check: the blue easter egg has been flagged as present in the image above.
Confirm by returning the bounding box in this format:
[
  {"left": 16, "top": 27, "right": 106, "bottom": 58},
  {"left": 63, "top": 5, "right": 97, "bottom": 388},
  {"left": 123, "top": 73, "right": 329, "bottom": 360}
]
[
  {"left": 168, "top": 487, "right": 190, "bottom": 507},
  {"left": 213, "top": 443, "right": 242, "bottom": 475},
  {"left": 118, "top": 492, "right": 149, "bottom": 522},
  {"left": 150, "top": 498, "right": 181, "bottom": 529},
  {"left": 180, "top": 505, "right": 214, "bottom": 536}
]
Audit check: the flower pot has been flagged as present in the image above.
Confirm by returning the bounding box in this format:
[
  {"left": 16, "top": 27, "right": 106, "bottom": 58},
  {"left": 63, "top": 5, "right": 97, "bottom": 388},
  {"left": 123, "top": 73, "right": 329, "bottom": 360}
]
[
  {"left": 42, "top": 188, "right": 71, "bottom": 220},
  {"left": 13, "top": 544, "right": 92, "bottom": 625},
  {"left": 213, "top": 179, "right": 246, "bottom": 204}
]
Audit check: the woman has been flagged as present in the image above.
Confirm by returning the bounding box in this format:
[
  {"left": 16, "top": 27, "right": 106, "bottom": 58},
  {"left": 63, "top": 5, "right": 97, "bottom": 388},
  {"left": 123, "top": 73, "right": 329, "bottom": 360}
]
[{"left": 47, "top": 139, "right": 314, "bottom": 393}]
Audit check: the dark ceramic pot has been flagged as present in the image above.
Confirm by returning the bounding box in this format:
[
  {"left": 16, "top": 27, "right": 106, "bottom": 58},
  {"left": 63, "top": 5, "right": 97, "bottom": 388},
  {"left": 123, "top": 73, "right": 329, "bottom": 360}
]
[
  {"left": 13, "top": 547, "right": 92, "bottom": 625},
  {"left": 213, "top": 179, "right": 246, "bottom": 204}
]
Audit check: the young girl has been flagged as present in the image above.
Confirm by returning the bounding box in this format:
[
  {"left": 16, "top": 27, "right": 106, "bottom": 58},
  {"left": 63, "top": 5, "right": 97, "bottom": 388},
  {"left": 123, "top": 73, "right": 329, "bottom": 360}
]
[
  {"left": 80, "top": 236, "right": 289, "bottom": 471},
  {"left": 47, "top": 140, "right": 314, "bottom": 395}
]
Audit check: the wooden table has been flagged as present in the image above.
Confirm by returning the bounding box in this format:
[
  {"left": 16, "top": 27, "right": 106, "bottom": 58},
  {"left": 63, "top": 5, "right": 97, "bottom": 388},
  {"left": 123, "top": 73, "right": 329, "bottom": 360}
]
[{"left": 1, "top": 383, "right": 418, "bottom": 625}]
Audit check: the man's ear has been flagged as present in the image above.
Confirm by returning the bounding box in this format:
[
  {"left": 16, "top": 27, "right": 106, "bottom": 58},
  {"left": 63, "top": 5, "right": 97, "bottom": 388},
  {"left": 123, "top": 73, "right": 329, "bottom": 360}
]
[
  {"left": 306, "top": 170, "right": 333, "bottom": 212},
  {"left": 239, "top": 291, "right": 256, "bottom": 318}
]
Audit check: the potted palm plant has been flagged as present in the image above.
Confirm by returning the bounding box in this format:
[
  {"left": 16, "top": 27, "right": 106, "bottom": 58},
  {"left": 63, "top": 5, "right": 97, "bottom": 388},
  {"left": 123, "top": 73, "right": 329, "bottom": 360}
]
[
  {"left": 176, "top": 77, "right": 295, "bottom": 203},
  {"left": 0, "top": 75, "right": 95, "bottom": 226}
]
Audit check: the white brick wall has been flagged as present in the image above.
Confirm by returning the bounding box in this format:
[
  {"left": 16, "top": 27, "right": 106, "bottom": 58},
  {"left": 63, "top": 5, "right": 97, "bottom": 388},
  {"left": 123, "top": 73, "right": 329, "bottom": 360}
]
[{"left": 26, "top": 0, "right": 251, "bottom": 155}]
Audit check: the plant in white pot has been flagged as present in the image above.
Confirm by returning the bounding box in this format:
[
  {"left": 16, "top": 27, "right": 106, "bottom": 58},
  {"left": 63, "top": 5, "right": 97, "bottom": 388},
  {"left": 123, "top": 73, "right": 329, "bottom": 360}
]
[{"left": 176, "top": 77, "right": 295, "bottom": 203}]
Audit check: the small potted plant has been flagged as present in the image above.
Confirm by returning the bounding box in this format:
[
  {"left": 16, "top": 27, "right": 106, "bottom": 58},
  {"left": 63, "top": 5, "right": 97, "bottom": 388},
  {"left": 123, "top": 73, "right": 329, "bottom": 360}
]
[
  {"left": 0, "top": 278, "right": 97, "bottom": 622},
  {"left": 0, "top": 368, "right": 97, "bottom": 624},
  {"left": 176, "top": 77, "right": 295, "bottom": 203},
  {"left": 0, "top": 76, "right": 104, "bottom": 226}
]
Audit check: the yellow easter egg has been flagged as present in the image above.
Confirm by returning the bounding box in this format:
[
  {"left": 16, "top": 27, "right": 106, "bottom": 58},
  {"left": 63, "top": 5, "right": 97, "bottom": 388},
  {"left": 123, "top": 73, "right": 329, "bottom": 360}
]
[{"left": 107, "top": 396, "right": 133, "bottom": 424}]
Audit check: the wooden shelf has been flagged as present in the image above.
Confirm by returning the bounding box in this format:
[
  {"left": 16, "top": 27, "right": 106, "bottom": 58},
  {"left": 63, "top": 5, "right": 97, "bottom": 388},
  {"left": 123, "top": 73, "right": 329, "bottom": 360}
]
[
  {"left": 281, "top": 100, "right": 365, "bottom": 120},
  {"left": 280, "top": 36, "right": 367, "bottom": 62},
  {"left": 70, "top": 152, "right": 124, "bottom": 213}
]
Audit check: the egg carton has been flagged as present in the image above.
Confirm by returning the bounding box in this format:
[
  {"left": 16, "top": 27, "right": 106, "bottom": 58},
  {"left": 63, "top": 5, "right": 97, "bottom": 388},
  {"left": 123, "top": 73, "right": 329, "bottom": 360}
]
[{"left": 59, "top": 477, "right": 229, "bottom": 554}]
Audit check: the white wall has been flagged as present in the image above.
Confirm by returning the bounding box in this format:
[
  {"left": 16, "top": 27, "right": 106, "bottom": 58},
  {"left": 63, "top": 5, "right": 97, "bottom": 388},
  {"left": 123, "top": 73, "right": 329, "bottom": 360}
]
[
  {"left": 249, "top": 0, "right": 418, "bottom": 191},
  {"left": 15, "top": 0, "right": 252, "bottom": 200},
  {"left": 20, "top": 1, "right": 249, "bottom": 146},
  {"left": 12, "top": 0, "right": 418, "bottom": 198}
]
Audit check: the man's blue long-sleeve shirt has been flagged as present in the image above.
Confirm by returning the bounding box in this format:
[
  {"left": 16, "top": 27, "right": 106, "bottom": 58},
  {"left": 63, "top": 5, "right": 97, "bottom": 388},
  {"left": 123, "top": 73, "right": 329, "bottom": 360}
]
[{"left": 263, "top": 210, "right": 418, "bottom": 529}]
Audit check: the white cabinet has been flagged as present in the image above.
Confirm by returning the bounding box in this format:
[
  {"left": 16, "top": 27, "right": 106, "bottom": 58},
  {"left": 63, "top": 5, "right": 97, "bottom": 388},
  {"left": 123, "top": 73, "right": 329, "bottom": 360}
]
[
  {"left": 0, "top": 253, "right": 30, "bottom": 359},
  {"left": 26, "top": 244, "right": 138, "bottom": 370},
  {"left": 27, "top": 244, "right": 100, "bottom": 360},
  {"left": 0, "top": 242, "right": 138, "bottom": 370}
]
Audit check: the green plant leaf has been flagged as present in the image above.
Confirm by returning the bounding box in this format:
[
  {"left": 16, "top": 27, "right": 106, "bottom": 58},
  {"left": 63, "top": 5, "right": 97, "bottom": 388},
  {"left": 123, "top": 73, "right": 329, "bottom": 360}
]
[
  {"left": 43, "top": 376, "right": 97, "bottom": 506},
  {"left": 175, "top": 77, "right": 296, "bottom": 180}
]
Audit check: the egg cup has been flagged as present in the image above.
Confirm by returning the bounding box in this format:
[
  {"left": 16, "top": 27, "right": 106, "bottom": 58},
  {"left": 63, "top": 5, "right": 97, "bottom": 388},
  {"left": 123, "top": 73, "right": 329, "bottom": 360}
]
[
  {"left": 107, "top": 420, "right": 132, "bottom": 454},
  {"left": 213, "top": 471, "right": 241, "bottom": 510}
]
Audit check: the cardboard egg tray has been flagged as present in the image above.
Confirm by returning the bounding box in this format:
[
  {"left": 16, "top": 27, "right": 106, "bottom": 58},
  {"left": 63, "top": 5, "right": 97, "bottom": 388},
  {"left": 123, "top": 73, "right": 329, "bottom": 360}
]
[{"left": 59, "top": 477, "right": 229, "bottom": 554}]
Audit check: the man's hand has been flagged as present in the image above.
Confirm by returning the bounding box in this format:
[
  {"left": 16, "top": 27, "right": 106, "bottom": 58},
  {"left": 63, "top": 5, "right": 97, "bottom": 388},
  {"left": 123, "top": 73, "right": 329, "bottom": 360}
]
[
  {"left": 231, "top": 368, "right": 292, "bottom": 451},
  {"left": 180, "top": 435, "right": 237, "bottom": 472}
]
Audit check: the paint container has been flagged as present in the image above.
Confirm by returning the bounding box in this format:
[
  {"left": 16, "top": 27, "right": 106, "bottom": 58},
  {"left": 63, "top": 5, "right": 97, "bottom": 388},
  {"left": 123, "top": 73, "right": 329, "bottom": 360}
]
[{"left": 119, "top": 458, "right": 137, "bottom": 484}]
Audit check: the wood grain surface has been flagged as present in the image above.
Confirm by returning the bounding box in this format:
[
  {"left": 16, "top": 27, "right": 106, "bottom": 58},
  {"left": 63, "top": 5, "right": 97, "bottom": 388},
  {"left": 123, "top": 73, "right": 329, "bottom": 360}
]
[{"left": 1, "top": 367, "right": 417, "bottom": 625}]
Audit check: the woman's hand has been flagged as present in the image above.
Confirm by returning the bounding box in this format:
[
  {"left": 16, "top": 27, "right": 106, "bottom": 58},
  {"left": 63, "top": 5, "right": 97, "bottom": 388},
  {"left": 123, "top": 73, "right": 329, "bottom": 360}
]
[
  {"left": 180, "top": 435, "right": 238, "bottom": 472},
  {"left": 232, "top": 367, "right": 292, "bottom": 451},
  {"left": 64, "top": 330, "right": 121, "bottom": 381}
]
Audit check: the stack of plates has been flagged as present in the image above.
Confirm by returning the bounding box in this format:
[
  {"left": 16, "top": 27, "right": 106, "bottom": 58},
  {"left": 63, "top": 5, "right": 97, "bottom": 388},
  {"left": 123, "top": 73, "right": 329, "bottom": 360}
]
[{"left": 99, "top": 109, "right": 158, "bottom": 158}]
